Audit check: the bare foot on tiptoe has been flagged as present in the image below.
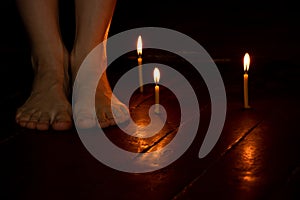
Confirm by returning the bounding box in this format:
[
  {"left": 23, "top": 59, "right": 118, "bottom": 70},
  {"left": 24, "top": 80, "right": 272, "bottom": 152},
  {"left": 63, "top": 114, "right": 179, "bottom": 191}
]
[
  {"left": 16, "top": 49, "right": 72, "bottom": 131},
  {"left": 71, "top": 50, "right": 129, "bottom": 129}
]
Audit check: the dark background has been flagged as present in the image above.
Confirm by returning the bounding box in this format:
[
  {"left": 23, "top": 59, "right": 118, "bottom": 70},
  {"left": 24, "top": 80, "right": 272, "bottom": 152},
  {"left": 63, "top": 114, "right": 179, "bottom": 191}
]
[
  {"left": 1, "top": 0, "right": 299, "bottom": 60},
  {"left": 0, "top": 2, "right": 300, "bottom": 199},
  {"left": 0, "top": 0, "right": 299, "bottom": 98}
]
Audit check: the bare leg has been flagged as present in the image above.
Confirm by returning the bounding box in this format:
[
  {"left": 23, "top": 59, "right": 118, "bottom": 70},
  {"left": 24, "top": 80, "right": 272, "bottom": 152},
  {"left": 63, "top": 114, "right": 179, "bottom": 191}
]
[
  {"left": 15, "top": 0, "right": 72, "bottom": 130},
  {"left": 71, "top": 0, "right": 129, "bottom": 128}
]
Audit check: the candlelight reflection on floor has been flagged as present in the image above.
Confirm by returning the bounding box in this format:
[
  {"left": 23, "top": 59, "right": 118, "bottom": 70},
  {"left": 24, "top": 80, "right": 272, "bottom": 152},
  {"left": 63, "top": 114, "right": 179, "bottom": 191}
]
[
  {"left": 104, "top": 84, "right": 180, "bottom": 154},
  {"left": 242, "top": 144, "right": 257, "bottom": 182},
  {"left": 235, "top": 133, "right": 265, "bottom": 190}
]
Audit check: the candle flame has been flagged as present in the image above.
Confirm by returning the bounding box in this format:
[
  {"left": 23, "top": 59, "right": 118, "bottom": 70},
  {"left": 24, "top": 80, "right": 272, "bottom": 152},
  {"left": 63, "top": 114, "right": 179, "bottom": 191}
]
[
  {"left": 137, "top": 35, "right": 142, "bottom": 56},
  {"left": 244, "top": 53, "right": 250, "bottom": 72},
  {"left": 153, "top": 67, "right": 160, "bottom": 84}
]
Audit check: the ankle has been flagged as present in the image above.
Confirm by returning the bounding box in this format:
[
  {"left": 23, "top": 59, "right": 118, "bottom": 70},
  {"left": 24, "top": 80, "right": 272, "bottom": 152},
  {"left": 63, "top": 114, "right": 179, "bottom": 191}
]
[{"left": 30, "top": 48, "right": 70, "bottom": 95}]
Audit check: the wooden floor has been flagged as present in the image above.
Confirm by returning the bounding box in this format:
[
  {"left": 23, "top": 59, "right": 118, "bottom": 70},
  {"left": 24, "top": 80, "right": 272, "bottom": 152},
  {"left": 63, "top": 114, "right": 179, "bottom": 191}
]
[
  {"left": 0, "top": 50, "right": 300, "bottom": 200},
  {"left": 1, "top": 1, "right": 300, "bottom": 199}
]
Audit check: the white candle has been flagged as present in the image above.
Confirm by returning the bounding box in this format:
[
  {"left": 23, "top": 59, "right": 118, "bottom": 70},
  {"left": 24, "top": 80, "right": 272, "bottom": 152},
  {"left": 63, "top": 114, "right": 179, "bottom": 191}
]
[
  {"left": 154, "top": 85, "right": 160, "bottom": 114},
  {"left": 137, "top": 35, "right": 143, "bottom": 92},
  {"left": 244, "top": 73, "right": 249, "bottom": 108},
  {"left": 243, "top": 53, "right": 250, "bottom": 109},
  {"left": 153, "top": 67, "right": 160, "bottom": 113}
]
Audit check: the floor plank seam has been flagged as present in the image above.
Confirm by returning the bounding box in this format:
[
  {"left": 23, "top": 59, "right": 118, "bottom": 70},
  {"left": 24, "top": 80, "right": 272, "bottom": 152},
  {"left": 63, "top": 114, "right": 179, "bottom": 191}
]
[
  {"left": 171, "top": 119, "right": 264, "bottom": 199},
  {"left": 220, "top": 119, "right": 264, "bottom": 157},
  {"left": 0, "top": 131, "right": 21, "bottom": 145},
  {"left": 140, "top": 126, "right": 179, "bottom": 154}
]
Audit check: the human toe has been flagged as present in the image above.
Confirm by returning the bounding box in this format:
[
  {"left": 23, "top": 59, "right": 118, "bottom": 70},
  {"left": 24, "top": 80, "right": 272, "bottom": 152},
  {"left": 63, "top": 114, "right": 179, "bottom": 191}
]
[
  {"left": 17, "top": 111, "right": 34, "bottom": 127},
  {"left": 75, "top": 112, "right": 96, "bottom": 129},
  {"left": 36, "top": 112, "right": 51, "bottom": 131},
  {"left": 52, "top": 111, "right": 73, "bottom": 131},
  {"left": 25, "top": 112, "right": 41, "bottom": 129}
]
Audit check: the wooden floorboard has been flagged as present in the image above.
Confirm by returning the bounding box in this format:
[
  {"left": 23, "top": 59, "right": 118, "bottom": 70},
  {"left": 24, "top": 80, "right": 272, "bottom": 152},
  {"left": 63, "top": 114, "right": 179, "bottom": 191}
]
[{"left": 1, "top": 1, "right": 300, "bottom": 199}]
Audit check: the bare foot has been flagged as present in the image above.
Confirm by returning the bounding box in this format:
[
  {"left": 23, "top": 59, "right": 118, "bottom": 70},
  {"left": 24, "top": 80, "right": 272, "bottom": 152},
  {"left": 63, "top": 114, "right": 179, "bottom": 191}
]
[
  {"left": 16, "top": 49, "right": 72, "bottom": 131},
  {"left": 71, "top": 50, "right": 129, "bottom": 129}
]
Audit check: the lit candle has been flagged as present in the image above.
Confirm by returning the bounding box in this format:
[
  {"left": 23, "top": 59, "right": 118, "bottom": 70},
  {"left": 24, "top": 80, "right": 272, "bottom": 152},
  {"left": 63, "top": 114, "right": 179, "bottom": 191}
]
[
  {"left": 243, "top": 53, "right": 250, "bottom": 109},
  {"left": 137, "top": 35, "right": 143, "bottom": 92},
  {"left": 153, "top": 67, "right": 160, "bottom": 114}
]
